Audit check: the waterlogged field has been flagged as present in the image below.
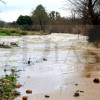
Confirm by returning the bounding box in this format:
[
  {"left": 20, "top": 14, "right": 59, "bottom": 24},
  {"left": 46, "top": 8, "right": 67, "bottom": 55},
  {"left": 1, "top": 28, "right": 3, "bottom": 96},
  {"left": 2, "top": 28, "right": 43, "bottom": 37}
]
[{"left": 0, "top": 33, "right": 100, "bottom": 100}]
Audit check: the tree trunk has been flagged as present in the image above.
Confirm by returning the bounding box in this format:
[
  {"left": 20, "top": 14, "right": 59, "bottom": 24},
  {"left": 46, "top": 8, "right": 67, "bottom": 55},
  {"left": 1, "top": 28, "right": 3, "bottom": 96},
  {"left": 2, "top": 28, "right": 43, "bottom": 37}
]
[{"left": 88, "top": 0, "right": 95, "bottom": 24}]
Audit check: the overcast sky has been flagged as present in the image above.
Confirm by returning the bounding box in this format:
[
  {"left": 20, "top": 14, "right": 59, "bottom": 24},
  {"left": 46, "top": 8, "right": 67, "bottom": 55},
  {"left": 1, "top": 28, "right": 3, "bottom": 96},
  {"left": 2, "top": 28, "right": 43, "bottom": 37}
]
[{"left": 0, "top": 0, "right": 71, "bottom": 22}]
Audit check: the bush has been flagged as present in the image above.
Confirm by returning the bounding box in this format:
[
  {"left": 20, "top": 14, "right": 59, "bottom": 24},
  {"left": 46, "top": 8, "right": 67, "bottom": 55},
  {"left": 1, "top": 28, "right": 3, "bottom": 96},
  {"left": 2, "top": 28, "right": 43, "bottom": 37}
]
[
  {"left": 39, "top": 30, "right": 45, "bottom": 35},
  {"left": 10, "top": 29, "right": 20, "bottom": 34},
  {"left": 0, "top": 73, "right": 20, "bottom": 99},
  {"left": 0, "top": 28, "right": 28, "bottom": 36},
  {"left": 0, "top": 28, "right": 10, "bottom": 34},
  {"left": 10, "top": 30, "right": 16, "bottom": 33},
  {"left": 20, "top": 31, "right": 27, "bottom": 35},
  {"left": 88, "top": 26, "right": 100, "bottom": 42}
]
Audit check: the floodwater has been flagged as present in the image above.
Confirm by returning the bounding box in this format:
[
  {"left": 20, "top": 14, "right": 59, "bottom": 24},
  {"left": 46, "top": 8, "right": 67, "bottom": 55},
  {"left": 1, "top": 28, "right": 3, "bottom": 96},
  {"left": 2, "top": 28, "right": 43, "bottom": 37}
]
[{"left": 0, "top": 33, "right": 100, "bottom": 100}]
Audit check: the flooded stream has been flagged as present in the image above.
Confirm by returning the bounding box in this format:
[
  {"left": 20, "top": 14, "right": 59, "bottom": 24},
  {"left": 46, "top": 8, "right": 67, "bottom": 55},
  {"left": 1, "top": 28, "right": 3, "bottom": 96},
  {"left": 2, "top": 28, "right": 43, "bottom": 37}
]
[{"left": 0, "top": 33, "right": 100, "bottom": 100}]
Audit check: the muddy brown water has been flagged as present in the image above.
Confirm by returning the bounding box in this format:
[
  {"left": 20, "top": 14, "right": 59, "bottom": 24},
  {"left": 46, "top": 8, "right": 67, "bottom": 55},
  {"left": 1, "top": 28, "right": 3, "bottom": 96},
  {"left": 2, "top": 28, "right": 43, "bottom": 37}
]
[{"left": 0, "top": 33, "right": 100, "bottom": 100}]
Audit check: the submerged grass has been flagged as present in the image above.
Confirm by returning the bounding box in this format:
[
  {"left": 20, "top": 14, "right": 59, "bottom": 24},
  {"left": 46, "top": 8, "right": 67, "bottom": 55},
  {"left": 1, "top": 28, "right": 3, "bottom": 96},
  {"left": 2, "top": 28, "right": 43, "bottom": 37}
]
[{"left": 0, "top": 73, "right": 20, "bottom": 100}]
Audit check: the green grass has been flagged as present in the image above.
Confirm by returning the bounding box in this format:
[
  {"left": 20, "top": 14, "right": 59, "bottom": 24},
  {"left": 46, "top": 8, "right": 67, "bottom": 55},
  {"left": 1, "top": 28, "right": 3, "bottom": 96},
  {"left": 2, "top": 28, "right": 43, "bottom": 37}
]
[
  {"left": 0, "top": 28, "right": 27, "bottom": 36},
  {"left": 0, "top": 33, "right": 19, "bottom": 36},
  {"left": 0, "top": 33, "right": 9, "bottom": 36},
  {"left": 0, "top": 28, "right": 46, "bottom": 36}
]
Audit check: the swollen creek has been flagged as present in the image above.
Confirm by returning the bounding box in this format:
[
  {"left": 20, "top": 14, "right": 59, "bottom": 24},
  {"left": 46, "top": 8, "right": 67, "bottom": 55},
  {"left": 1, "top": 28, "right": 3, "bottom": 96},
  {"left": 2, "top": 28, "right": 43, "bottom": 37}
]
[{"left": 0, "top": 33, "right": 100, "bottom": 100}]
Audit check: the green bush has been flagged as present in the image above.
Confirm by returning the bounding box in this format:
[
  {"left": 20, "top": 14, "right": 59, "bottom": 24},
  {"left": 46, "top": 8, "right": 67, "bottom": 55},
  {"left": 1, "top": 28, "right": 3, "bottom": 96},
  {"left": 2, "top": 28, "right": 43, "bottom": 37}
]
[
  {"left": 20, "top": 31, "right": 27, "bottom": 35},
  {"left": 10, "top": 29, "right": 20, "bottom": 35},
  {"left": 10, "top": 30, "right": 16, "bottom": 33}
]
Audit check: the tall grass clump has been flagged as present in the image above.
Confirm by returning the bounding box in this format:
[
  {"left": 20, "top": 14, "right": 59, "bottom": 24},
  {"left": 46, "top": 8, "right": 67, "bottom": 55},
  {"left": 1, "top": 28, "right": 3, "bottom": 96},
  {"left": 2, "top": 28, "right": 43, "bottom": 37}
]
[{"left": 0, "top": 28, "right": 10, "bottom": 35}]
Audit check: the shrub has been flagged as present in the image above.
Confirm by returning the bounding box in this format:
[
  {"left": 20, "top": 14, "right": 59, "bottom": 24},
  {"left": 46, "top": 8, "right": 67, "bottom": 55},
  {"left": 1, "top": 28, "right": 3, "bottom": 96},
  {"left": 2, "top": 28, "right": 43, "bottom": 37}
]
[
  {"left": 20, "top": 31, "right": 27, "bottom": 35},
  {"left": 0, "top": 28, "right": 10, "bottom": 34},
  {"left": 10, "top": 29, "right": 20, "bottom": 34},
  {"left": 10, "top": 30, "right": 16, "bottom": 33},
  {"left": 0, "top": 73, "right": 20, "bottom": 99},
  {"left": 39, "top": 30, "right": 45, "bottom": 35}
]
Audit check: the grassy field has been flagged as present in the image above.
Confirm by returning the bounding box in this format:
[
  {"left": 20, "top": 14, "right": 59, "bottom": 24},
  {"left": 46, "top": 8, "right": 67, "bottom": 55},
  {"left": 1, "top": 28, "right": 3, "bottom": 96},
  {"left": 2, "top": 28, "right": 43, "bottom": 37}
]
[
  {"left": 0, "top": 33, "right": 9, "bottom": 36},
  {"left": 0, "top": 28, "right": 27, "bottom": 36},
  {"left": 0, "top": 28, "right": 46, "bottom": 36},
  {"left": 0, "top": 33, "right": 20, "bottom": 36}
]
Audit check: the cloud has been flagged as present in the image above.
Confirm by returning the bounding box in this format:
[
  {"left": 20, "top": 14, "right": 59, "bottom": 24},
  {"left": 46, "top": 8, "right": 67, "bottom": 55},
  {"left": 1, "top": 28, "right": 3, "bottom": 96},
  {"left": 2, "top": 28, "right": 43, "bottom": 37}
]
[
  {"left": 0, "top": 0, "right": 70, "bottom": 22},
  {"left": 0, "top": 10, "right": 31, "bottom": 22}
]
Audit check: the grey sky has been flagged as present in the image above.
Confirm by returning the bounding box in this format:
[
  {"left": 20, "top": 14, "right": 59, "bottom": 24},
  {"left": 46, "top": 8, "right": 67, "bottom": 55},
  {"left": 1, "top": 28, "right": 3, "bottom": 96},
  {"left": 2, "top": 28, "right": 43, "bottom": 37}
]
[{"left": 0, "top": 0, "right": 71, "bottom": 22}]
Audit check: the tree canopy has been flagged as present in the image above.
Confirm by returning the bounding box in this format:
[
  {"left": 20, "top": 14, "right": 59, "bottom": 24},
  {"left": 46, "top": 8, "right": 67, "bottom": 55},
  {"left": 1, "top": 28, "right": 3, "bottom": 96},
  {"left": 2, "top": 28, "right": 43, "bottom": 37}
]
[
  {"left": 49, "top": 11, "right": 61, "bottom": 19},
  {"left": 31, "top": 4, "right": 48, "bottom": 31},
  {"left": 17, "top": 15, "right": 33, "bottom": 25}
]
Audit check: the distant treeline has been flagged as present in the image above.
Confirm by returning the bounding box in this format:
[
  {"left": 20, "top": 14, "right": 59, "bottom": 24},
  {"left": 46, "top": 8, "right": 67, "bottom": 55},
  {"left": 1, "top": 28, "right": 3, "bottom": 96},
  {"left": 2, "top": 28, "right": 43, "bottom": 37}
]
[
  {"left": 0, "top": 4, "right": 100, "bottom": 42},
  {"left": 0, "top": 5, "right": 87, "bottom": 35}
]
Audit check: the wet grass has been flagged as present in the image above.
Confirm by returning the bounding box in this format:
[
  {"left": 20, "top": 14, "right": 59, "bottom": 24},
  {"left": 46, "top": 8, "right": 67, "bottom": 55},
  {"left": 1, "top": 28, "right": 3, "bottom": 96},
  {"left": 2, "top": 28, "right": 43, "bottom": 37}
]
[
  {"left": 0, "top": 33, "right": 20, "bottom": 36},
  {"left": 0, "top": 28, "right": 46, "bottom": 36},
  {"left": 0, "top": 28, "right": 27, "bottom": 36},
  {"left": 0, "top": 73, "right": 20, "bottom": 99},
  {"left": 0, "top": 33, "right": 9, "bottom": 36}
]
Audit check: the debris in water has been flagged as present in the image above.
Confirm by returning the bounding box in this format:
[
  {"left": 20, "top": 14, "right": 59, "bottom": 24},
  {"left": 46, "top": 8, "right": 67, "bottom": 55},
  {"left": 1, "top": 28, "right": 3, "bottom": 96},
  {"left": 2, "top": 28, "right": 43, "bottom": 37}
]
[
  {"left": 76, "top": 90, "right": 84, "bottom": 93},
  {"left": 4, "top": 69, "right": 7, "bottom": 72},
  {"left": 26, "top": 90, "right": 32, "bottom": 94},
  {"left": 76, "top": 90, "right": 80, "bottom": 92},
  {"left": 80, "top": 91, "right": 84, "bottom": 93},
  {"left": 0, "top": 43, "right": 11, "bottom": 48},
  {"left": 74, "top": 93, "right": 80, "bottom": 97},
  {"left": 10, "top": 42, "right": 18, "bottom": 47},
  {"left": 22, "top": 96, "right": 28, "bottom": 100},
  {"left": 75, "top": 84, "right": 78, "bottom": 86},
  {"left": 93, "top": 78, "right": 99, "bottom": 83},
  {"left": 45, "top": 95, "right": 50, "bottom": 98},
  {"left": 43, "top": 58, "right": 47, "bottom": 61},
  {"left": 28, "top": 58, "right": 31, "bottom": 65}
]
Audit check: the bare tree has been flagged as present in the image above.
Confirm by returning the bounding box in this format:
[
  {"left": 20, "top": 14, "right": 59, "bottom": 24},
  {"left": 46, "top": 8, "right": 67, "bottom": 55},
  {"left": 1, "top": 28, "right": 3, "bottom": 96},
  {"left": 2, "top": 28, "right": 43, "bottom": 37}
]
[
  {"left": 67, "top": 0, "right": 100, "bottom": 24},
  {"left": 66, "top": 0, "right": 100, "bottom": 42}
]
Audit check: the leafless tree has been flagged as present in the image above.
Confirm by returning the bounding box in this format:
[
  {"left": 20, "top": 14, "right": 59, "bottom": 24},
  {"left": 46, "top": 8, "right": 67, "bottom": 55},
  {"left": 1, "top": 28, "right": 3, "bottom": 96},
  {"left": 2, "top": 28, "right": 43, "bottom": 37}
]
[{"left": 67, "top": 0, "right": 100, "bottom": 24}]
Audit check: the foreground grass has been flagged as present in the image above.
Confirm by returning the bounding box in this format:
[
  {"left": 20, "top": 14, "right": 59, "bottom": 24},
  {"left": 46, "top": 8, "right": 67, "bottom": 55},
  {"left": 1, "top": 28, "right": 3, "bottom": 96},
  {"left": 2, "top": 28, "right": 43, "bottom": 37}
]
[{"left": 0, "top": 74, "right": 20, "bottom": 99}]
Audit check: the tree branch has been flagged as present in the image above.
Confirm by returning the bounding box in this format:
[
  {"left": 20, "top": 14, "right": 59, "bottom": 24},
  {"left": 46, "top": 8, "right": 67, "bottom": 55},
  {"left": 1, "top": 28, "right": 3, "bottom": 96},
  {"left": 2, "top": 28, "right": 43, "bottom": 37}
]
[
  {"left": 93, "top": 0, "right": 98, "bottom": 6},
  {"left": 0, "top": 0, "right": 5, "bottom": 4}
]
